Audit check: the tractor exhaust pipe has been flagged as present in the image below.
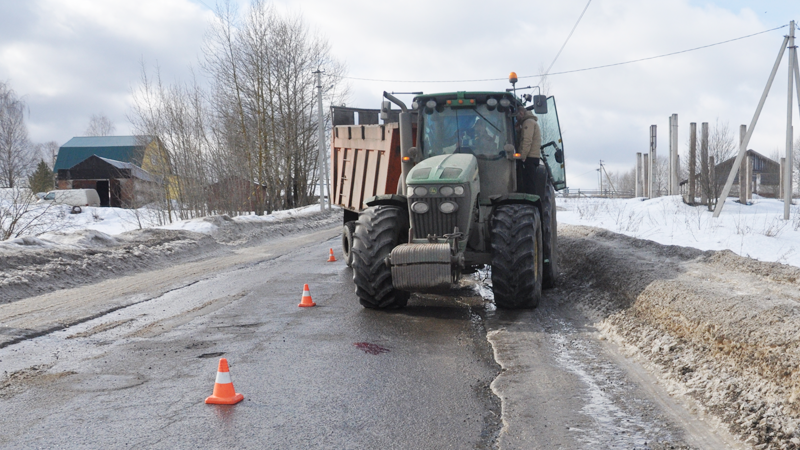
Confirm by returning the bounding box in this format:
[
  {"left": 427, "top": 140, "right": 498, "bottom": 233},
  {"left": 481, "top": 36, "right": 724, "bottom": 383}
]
[{"left": 383, "top": 91, "right": 413, "bottom": 195}]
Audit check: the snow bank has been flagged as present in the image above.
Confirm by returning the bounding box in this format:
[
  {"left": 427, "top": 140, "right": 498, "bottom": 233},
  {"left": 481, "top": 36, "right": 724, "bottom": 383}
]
[{"left": 558, "top": 195, "right": 800, "bottom": 268}]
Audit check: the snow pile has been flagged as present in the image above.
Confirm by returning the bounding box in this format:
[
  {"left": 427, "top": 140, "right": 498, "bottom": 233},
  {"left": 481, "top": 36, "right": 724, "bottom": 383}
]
[
  {"left": 558, "top": 224, "right": 800, "bottom": 449},
  {"left": 558, "top": 195, "right": 800, "bottom": 268},
  {"left": 0, "top": 205, "right": 341, "bottom": 303}
]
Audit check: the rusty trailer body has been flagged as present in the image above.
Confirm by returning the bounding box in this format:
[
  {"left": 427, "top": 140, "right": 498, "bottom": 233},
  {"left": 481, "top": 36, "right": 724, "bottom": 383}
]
[
  {"left": 330, "top": 105, "right": 415, "bottom": 268},
  {"left": 330, "top": 119, "right": 406, "bottom": 217}
]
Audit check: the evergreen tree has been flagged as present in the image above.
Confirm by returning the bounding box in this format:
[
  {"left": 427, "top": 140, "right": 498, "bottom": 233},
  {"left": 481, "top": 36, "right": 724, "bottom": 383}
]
[{"left": 27, "top": 159, "right": 53, "bottom": 193}]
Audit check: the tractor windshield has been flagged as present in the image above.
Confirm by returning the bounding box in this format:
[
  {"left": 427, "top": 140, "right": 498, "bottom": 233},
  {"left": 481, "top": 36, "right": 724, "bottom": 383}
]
[{"left": 421, "top": 105, "right": 508, "bottom": 160}]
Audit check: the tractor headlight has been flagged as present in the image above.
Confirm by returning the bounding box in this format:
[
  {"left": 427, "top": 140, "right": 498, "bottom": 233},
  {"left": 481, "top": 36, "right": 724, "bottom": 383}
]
[
  {"left": 407, "top": 186, "right": 414, "bottom": 197},
  {"left": 439, "top": 186, "right": 454, "bottom": 197},
  {"left": 414, "top": 186, "right": 428, "bottom": 197},
  {"left": 439, "top": 202, "right": 458, "bottom": 214},
  {"left": 453, "top": 186, "right": 465, "bottom": 196},
  {"left": 411, "top": 201, "right": 429, "bottom": 214}
]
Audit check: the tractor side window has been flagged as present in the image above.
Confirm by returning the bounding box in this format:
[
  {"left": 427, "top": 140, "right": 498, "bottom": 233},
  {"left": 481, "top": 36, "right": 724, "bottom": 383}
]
[{"left": 537, "top": 96, "right": 567, "bottom": 190}]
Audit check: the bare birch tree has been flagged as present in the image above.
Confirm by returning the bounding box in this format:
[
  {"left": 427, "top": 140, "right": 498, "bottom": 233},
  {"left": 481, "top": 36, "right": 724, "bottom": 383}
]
[
  {"left": 0, "top": 81, "right": 33, "bottom": 188},
  {"left": 203, "top": 0, "right": 346, "bottom": 213},
  {"left": 85, "top": 113, "right": 116, "bottom": 136},
  {"left": 130, "top": 0, "right": 347, "bottom": 218}
]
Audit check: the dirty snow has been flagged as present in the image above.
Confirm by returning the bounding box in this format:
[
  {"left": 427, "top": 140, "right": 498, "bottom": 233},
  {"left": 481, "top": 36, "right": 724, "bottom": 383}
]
[
  {"left": 0, "top": 203, "right": 341, "bottom": 303},
  {"left": 558, "top": 222, "right": 800, "bottom": 450},
  {"left": 558, "top": 195, "right": 800, "bottom": 268}
]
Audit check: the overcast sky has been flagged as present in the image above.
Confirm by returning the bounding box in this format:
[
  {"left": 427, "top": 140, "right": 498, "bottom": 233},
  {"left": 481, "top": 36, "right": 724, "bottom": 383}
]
[{"left": 1, "top": 0, "right": 797, "bottom": 189}]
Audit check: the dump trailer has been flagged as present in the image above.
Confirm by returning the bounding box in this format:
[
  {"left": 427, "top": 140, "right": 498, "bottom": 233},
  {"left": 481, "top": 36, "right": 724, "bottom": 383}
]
[
  {"left": 330, "top": 106, "right": 415, "bottom": 268},
  {"left": 331, "top": 80, "right": 566, "bottom": 309}
]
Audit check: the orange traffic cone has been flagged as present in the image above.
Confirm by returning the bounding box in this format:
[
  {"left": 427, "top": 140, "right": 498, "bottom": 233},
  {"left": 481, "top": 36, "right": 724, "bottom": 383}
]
[
  {"left": 205, "top": 358, "right": 244, "bottom": 405},
  {"left": 298, "top": 284, "right": 316, "bottom": 307},
  {"left": 327, "top": 248, "right": 337, "bottom": 262}
]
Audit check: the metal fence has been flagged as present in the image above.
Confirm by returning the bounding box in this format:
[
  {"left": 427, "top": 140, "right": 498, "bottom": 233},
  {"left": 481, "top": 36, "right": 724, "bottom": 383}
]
[{"left": 559, "top": 189, "right": 636, "bottom": 199}]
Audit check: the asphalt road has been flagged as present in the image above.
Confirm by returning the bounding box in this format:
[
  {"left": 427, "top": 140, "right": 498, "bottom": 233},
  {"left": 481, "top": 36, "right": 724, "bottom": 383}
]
[
  {"left": 0, "top": 223, "right": 739, "bottom": 449},
  {"left": 0, "top": 227, "right": 499, "bottom": 449}
]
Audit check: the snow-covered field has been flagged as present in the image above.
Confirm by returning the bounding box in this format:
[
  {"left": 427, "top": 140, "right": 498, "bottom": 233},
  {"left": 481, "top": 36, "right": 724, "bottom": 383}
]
[{"left": 558, "top": 195, "right": 800, "bottom": 269}]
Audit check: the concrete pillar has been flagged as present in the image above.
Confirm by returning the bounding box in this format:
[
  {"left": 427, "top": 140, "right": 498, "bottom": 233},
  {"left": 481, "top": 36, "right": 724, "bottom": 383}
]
[
  {"left": 701, "top": 122, "right": 709, "bottom": 205},
  {"left": 671, "top": 114, "right": 679, "bottom": 195},
  {"left": 689, "top": 122, "right": 696, "bottom": 203},
  {"left": 780, "top": 157, "right": 786, "bottom": 199},
  {"left": 746, "top": 154, "right": 753, "bottom": 201},
  {"left": 709, "top": 156, "right": 716, "bottom": 210},
  {"left": 649, "top": 125, "right": 657, "bottom": 198},
  {"left": 636, "top": 152, "right": 642, "bottom": 197},
  {"left": 739, "top": 124, "right": 747, "bottom": 204},
  {"left": 643, "top": 153, "right": 650, "bottom": 197}
]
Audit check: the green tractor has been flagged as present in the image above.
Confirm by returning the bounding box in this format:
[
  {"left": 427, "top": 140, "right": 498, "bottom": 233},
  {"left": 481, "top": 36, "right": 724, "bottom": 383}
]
[{"left": 349, "top": 85, "right": 566, "bottom": 309}]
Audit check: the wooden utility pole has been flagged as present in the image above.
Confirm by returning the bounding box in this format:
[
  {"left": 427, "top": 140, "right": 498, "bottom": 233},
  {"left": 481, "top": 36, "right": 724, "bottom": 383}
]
[
  {"left": 689, "top": 122, "right": 696, "bottom": 203},
  {"left": 598, "top": 168, "right": 603, "bottom": 194},
  {"left": 701, "top": 122, "right": 709, "bottom": 205}
]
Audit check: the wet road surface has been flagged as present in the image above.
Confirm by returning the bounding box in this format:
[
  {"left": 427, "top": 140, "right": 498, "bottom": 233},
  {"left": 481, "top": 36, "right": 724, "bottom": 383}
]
[
  {"left": 0, "top": 229, "right": 499, "bottom": 449},
  {"left": 0, "top": 224, "right": 738, "bottom": 449}
]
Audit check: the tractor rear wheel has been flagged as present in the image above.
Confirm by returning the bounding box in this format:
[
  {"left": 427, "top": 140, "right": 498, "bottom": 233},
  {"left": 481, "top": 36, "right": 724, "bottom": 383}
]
[
  {"left": 342, "top": 221, "right": 357, "bottom": 267},
  {"left": 542, "top": 179, "right": 558, "bottom": 289},
  {"left": 352, "top": 205, "right": 410, "bottom": 309},
  {"left": 490, "top": 203, "right": 543, "bottom": 309}
]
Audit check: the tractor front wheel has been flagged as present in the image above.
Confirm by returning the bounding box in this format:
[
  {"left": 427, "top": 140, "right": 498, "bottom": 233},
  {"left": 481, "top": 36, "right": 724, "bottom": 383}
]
[
  {"left": 490, "top": 203, "right": 543, "bottom": 309},
  {"left": 351, "top": 205, "right": 410, "bottom": 309}
]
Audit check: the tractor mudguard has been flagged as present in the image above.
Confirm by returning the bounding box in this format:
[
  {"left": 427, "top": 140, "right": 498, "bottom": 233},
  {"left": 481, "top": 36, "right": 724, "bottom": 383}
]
[
  {"left": 365, "top": 194, "right": 408, "bottom": 208},
  {"left": 489, "top": 193, "right": 540, "bottom": 206}
]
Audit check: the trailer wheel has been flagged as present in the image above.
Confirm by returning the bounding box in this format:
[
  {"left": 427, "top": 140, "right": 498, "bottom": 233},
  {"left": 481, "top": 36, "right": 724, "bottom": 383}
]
[
  {"left": 542, "top": 178, "right": 558, "bottom": 289},
  {"left": 490, "top": 203, "right": 543, "bottom": 309},
  {"left": 352, "top": 205, "right": 410, "bottom": 309},
  {"left": 342, "top": 221, "right": 357, "bottom": 267},
  {"left": 71, "top": 206, "right": 82, "bottom": 214}
]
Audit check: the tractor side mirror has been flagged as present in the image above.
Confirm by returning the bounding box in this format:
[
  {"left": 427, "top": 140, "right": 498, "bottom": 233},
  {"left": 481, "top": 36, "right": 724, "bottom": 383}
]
[
  {"left": 532, "top": 95, "right": 548, "bottom": 115},
  {"left": 408, "top": 147, "right": 422, "bottom": 163}
]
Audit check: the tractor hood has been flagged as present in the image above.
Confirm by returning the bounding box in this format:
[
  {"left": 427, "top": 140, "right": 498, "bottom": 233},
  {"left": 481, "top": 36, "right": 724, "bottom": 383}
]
[{"left": 406, "top": 154, "right": 478, "bottom": 185}]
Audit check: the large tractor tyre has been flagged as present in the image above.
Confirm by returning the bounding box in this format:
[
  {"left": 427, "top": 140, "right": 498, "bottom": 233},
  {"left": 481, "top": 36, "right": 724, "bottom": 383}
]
[
  {"left": 541, "top": 179, "right": 558, "bottom": 289},
  {"left": 352, "top": 205, "right": 411, "bottom": 309},
  {"left": 342, "top": 221, "right": 357, "bottom": 267},
  {"left": 490, "top": 203, "right": 543, "bottom": 309}
]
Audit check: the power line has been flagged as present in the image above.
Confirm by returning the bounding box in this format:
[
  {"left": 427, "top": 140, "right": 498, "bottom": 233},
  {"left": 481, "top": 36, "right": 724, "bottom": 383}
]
[
  {"left": 342, "top": 25, "right": 787, "bottom": 84},
  {"left": 543, "top": 0, "right": 592, "bottom": 77},
  {"left": 534, "top": 24, "right": 788, "bottom": 79}
]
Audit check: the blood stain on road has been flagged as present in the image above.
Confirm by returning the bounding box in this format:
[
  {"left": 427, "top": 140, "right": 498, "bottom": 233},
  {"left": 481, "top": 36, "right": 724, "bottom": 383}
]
[{"left": 353, "top": 342, "right": 390, "bottom": 355}]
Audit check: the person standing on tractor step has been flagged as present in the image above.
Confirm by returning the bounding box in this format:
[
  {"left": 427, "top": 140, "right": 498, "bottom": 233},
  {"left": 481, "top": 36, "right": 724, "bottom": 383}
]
[{"left": 515, "top": 107, "right": 542, "bottom": 195}]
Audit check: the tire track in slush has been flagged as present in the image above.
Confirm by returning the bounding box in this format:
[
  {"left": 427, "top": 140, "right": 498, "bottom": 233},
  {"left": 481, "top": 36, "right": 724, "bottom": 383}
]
[{"left": 548, "top": 318, "right": 674, "bottom": 448}]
